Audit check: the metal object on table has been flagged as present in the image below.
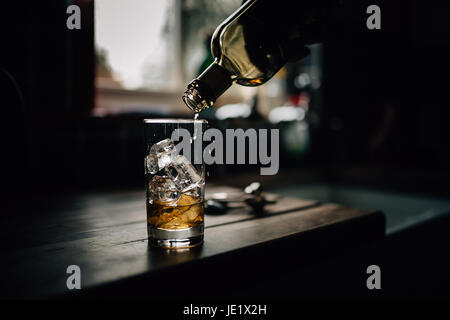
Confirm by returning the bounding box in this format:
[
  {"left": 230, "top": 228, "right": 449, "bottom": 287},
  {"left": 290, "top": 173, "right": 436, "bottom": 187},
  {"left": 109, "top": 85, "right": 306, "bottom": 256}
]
[{"left": 205, "top": 182, "right": 279, "bottom": 215}]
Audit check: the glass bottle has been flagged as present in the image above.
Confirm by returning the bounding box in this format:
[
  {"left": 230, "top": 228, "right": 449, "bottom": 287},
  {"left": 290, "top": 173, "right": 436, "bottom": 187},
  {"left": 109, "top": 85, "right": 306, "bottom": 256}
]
[{"left": 182, "top": 0, "right": 336, "bottom": 113}]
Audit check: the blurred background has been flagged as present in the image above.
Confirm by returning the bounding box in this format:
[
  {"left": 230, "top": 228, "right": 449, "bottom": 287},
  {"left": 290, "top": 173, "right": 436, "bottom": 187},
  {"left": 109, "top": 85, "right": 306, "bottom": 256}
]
[{"left": 2, "top": 0, "right": 450, "bottom": 213}]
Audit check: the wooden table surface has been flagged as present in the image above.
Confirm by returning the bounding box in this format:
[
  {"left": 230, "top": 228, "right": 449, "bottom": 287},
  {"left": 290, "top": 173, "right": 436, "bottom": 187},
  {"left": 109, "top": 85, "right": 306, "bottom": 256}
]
[{"left": 0, "top": 185, "right": 385, "bottom": 299}]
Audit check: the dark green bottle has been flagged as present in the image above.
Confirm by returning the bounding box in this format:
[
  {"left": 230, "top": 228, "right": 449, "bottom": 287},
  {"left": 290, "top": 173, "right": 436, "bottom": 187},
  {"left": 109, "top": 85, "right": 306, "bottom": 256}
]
[{"left": 183, "top": 0, "right": 336, "bottom": 113}]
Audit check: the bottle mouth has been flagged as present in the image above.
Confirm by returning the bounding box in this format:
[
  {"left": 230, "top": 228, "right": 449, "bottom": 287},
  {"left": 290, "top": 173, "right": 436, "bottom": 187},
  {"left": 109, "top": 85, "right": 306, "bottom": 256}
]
[
  {"left": 182, "top": 86, "right": 209, "bottom": 113},
  {"left": 182, "top": 63, "right": 232, "bottom": 113}
]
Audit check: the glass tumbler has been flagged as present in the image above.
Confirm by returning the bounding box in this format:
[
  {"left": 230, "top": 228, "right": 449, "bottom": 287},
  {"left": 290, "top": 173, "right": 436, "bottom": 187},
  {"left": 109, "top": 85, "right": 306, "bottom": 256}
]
[{"left": 144, "top": 119, "right": 207, "bottom": 248}]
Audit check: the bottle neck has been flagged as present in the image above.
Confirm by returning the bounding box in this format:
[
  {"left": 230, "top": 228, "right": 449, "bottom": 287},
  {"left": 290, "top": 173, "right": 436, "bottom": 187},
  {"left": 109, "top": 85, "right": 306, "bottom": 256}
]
[{"left": 182, "top": 62, "right": 232, "bottom": 113}]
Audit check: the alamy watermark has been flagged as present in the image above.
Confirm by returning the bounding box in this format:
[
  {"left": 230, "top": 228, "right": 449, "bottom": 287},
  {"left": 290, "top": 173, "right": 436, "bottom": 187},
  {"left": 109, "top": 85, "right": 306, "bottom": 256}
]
[
  {"left": 366, "top": 265, "right": 381, "bottom": 290},
  {"left": 366, "top": 5, "right": 381, "bottom": 30},
  {"left": 66, "top": 265, "right": 81, "bottom": 290},
  {"left": 171, "top": 127, "right": 279, "bottom": 176},
  {"left": 66, "top": 5, "right": 81, "bottom": 30}
]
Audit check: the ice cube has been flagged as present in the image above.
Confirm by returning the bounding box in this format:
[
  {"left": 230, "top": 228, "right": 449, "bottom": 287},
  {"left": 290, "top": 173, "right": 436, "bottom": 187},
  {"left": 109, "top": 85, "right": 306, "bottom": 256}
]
[
  {"left": 148, "top": 175, "right": 180, "bottom": 204},
  {"left": 165, "top": 155, "right": 204, "bottom": 192},
  {"left": 151, "top": 138, "right": 175, "bottom": 154},
  {"left": 145, "top": 138, "right": 176, "bottom": 174},
  {"left": 145, "top": 154, "right": 159, "bottom": 175}
]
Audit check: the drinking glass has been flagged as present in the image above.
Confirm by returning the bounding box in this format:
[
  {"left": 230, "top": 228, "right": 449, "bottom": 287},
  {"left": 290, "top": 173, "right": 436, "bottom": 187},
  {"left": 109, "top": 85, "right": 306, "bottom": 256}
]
[{"left": 144, "top": 119, "right": 207, "bottom": 248}]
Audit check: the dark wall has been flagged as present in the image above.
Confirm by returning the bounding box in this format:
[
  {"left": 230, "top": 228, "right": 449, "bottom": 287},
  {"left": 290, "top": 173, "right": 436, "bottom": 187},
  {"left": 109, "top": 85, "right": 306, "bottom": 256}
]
[
  {"left": 1, "top": 1, "right": 95, "bottom": 209},
  {"left": 320, "top": 0, "right": 450, "bottom": 193}
]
